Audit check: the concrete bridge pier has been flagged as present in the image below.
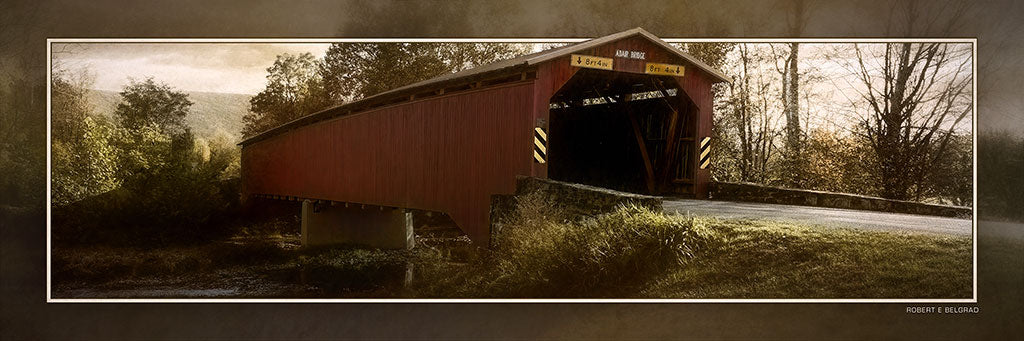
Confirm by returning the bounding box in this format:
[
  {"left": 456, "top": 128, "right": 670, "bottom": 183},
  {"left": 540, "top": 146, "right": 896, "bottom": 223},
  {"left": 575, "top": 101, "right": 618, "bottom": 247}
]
[{"left": 301, "top": 200, "right": 414, "bottom": 249}]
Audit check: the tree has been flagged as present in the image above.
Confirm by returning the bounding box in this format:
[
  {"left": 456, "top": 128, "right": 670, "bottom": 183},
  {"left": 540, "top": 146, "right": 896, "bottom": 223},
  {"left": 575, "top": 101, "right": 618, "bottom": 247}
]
[
  {"left": 241, "top": 43, "right": 532, "bottom": 138},
  {"left": 50, "top": 70, "right": 93, "bottom": 145},
  {"left": 721, "top": 44, "right": 782, "bottom": 184},
  {"left": 52, "top": 116, "right": 120, "bottom": 206},
  {"left": 775, "top": 42, "right": 802, "bottom": 179},
  {"left": 242, "top": 52, "right": 331, "bottom": 138},
  {"left": 55, "top": 77, "right": 241, "bottom": 245},
  {"left": 849, "top": 42, "right": 973, "bottom": 200},
  {"left": 677, "top": 42, "right": 734, "bottom": 70},
  {"left": 318, "top": 42, "right": 531, "bottom": 101},
  {"left": 113, "top": 78, "right": 196, "bottom": 182},
  {"left": 926, "top": 133, "right": 972, "bottom": 206},
  {"left": 115, "top": 77, "right": 193, "bottom": 136},
  {"left": 773, "top": 0, "right": 813, "bottom": 187},
  {"left": 50, "top": 71, "right": 121, "bottom": 205}
]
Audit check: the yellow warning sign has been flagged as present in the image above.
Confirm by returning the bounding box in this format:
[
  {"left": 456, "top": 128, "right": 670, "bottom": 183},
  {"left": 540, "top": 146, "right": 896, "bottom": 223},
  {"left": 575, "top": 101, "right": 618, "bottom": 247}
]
[
  {"left": 645, "top": 62, "right": 685, "bottom": 76},
  {"left": 570, "top": 54, "right": 613, "bottom": 70},
  {"left": 534, "top": 127, "right": 548, "bottom": 164},
  {"left": 699, "top": 137, "right": 711, "bottom": 169}
]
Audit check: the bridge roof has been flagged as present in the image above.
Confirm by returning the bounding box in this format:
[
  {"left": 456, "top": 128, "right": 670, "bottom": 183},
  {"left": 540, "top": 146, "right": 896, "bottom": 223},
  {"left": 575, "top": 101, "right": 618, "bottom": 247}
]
[{"left": 239, "top": 27, "right": 729, "bottom": 146}]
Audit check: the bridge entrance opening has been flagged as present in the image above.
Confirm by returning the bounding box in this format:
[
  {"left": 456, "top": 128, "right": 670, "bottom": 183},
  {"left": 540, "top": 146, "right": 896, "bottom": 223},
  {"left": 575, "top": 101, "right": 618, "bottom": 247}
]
[{"left": 547, "top": 69, "right": 698, "bottom": 195}]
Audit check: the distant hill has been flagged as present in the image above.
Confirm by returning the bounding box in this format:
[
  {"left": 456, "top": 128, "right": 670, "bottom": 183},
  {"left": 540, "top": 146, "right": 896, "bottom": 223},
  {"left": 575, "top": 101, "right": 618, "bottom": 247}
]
[{"left": 88, "top": 90, "right": 251, "bottom": 143}]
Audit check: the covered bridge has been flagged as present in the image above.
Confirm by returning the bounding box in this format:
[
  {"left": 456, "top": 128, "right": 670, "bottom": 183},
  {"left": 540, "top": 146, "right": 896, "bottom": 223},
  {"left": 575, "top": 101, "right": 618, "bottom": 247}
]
[{"left": 239, "top": 28, "right": 730, "bottom": 247}]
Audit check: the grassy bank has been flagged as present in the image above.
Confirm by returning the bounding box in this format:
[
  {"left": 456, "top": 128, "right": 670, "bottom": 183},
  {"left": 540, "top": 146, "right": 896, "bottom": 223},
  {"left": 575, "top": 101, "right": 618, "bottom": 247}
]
[
  {"left": 643, "top": 219, "right": 972, "bottom": 298},
  {"left": 51, "top": 197, "right": 972, "bottom": 299},
  {"left": 412, "top": 193, "right": 972, "bottom": 299}
]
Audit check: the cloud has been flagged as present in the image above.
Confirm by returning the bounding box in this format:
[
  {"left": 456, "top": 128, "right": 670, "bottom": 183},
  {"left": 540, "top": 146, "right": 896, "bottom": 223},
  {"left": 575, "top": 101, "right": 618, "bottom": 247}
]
[{"left": 52, "top": 43, "right": 331, "bottom": 94}]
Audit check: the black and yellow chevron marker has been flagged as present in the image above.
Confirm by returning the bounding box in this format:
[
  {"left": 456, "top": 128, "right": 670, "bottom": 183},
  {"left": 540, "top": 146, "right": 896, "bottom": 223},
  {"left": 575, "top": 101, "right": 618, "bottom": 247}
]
[
  {"left": 534, "top": 126, "right": 548, "bottom": 164},
  {"left": 699, "top": 136, "right": 711, "bottom": 169}
]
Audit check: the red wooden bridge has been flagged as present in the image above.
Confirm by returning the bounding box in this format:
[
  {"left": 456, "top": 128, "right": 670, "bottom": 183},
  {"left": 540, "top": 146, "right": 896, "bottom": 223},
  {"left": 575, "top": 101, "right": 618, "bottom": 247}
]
[{"left": 239, "top": 28, "right": 730, "bottom": 246}]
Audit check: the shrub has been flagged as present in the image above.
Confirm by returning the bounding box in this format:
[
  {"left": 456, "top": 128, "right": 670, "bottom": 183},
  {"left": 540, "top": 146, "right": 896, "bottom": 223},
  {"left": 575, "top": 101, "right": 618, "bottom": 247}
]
[
  {"left": 52, "top": 116, "right": 121, "bottom": 206},
  {"left": 51, "top": 137, "right": 242, "bottom": 247},
  {"left": 484, "top": 192, "right": 714, "bottom": 297},
  {"left": 51, "top": 78, "right": 246, "bottom": 246}
]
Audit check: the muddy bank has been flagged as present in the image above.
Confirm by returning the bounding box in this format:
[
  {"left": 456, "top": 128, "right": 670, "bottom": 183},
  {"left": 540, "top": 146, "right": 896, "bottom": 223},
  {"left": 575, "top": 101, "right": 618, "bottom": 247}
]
[{"left": 51, "top": 232, "right": 473, "bottom": 299}]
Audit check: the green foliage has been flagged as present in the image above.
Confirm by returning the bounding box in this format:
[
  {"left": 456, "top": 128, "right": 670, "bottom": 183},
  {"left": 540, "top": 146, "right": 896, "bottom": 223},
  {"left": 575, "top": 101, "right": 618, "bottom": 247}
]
[
  {"left": 52, "top": 77, "right": 242, "bottom": 245},
  {"left": 100, "top": 133, "right": 238, "bottom": 245},
  {"left": 51, "top": 116, "right": 120, "bottom": 205},
  {"left": 114, "top": 123, "right": 176, "bottom": 181},
  {"left": 88, "top": 89, "right": 250, "bottom": 143},
  {"left": 113, "top": 79, "right": 200, "bottom": 188},
  {"left": 242, "top": 43, "right": 532, "bottom": 138},
  {"left": 51, "top": 73, "right": 92, "bottom": 144},
  {"left": 242, "top": 53, "right": 331, "bottom": 138},
  {"left": 115, "top": 77, "right": 193, "bottom": 135},
  {"left": 53, "top": 136, "right": 242, "bottom": 246},
  {"left": 50, "top": 72, "right": 121, "bottom": 206},
  {"left": 320, "top": 42, "right": 532, "bottom": 100},
  {"left": 52, "top": 210, "right": 974, "bottom": 299},
  {"left": 677, "top": 42, "right": 735, "bottom": 69},
  {"left": 204, "top": 133, "right": 242, "bottom": 180}
]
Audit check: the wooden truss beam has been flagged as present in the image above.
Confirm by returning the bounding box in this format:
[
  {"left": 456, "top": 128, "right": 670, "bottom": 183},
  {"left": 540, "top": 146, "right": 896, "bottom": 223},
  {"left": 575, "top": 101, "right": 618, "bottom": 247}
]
[{"left": 593, "top": 86, "right": 656, "bottom": 193}]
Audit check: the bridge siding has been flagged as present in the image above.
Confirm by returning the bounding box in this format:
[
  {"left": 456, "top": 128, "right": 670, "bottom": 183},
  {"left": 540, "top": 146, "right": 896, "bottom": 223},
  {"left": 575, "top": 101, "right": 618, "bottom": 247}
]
[
  {"left": 678, "top": 66, "right": 714, "bottom": 198},
  {"left": 242, "top": 82, "right": 536, "bottom": 243}
]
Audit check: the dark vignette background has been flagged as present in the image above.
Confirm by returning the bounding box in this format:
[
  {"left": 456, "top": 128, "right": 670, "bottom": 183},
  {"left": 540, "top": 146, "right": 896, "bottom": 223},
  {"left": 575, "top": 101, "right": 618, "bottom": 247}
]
[{"left": 2, "top": 0, "right": 1022, "bottom": 339}]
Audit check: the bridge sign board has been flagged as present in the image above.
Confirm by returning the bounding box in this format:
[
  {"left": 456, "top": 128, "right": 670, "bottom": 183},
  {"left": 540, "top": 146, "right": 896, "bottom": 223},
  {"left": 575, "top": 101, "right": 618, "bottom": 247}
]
[
  {"left": 570, "top": 54, "right": 613, "bottom": 70},
  {"left": 645, "top": 62, "right": 685, "bottom": 76}
]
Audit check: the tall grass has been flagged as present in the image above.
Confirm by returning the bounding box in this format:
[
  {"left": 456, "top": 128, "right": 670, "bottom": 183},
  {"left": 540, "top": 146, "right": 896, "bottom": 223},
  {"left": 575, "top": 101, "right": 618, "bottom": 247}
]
[{"left": 424, "top": 192, "right": 714, "bottom": 298}]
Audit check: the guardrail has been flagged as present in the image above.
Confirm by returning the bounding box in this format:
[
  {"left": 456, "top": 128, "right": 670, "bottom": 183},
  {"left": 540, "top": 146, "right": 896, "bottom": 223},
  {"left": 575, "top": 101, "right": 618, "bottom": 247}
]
[{"left": 709, "top": 181, "right": 972, "bottom": 218}]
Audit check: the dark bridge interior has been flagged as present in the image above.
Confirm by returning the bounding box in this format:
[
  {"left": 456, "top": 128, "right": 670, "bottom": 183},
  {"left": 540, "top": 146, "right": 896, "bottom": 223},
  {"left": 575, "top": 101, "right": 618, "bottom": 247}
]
[{"left": 547, "top": 69, "right": 697, "bottom": 195}]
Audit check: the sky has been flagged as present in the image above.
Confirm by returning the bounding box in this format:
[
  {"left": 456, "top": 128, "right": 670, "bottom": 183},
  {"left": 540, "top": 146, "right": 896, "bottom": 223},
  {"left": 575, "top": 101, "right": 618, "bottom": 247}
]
[
  {"left": 50, "top": 41, "right": 975, "bottom": 134},
  {"left": 52, "top": 43, "right": 333, "bottom": 94},
  {"left": 50, "top": 42, "right": 550, "bottom": 95}
]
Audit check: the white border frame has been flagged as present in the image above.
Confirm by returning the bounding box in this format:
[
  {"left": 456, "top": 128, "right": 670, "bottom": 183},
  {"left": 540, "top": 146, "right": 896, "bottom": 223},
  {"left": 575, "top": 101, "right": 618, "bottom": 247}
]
[{"left": 46, "top": 37, "right": 978, "bottom": 304}]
